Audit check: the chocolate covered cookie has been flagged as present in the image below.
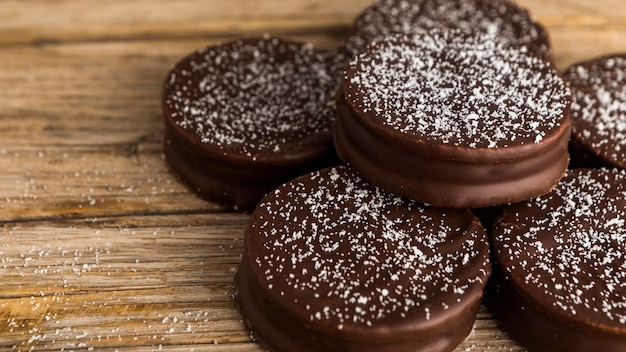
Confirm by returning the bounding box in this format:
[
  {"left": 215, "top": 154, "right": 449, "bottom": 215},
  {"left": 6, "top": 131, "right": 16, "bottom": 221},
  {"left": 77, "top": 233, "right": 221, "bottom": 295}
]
[
  {"left": 235, "top": 166, "right": 491, "bottom": 352},
  {"left": 334, "top": 30, "right": 571, "bottom": 208},
  {"left": 563, "top": 54, "right": 626, "bottom": 169},
  {"left": 490, "top": 168, "right": 626, "bottom": 352},
  {"left": 340, "top": 0, "right": 551, "bottom": 62},
  {"left": 162, "top": 36, "right": 341, "bottom": 211}
]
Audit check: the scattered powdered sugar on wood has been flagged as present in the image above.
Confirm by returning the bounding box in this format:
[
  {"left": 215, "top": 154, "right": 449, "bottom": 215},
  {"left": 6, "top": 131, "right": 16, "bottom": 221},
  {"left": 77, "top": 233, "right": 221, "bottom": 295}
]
[
  {"left": 251, "top": 166, "right": 490, "bottom": 327},
  {"left": 494, "top": 168, "right": 626, "bottom": 325},
  {"left": 1, "top": 225, "right": 242, "bottom": 350},
  {"left": 341, "top": 0, "right": 549, "bottom": 60},
  {"left": 565, "top": 55, "right": 626, "bottom": 165},
  {"left": 344, "top": 31, "right": 569, "bottom": 148},
  {"left": 163, "top": 36, "right": 341, "bottom": 157}
]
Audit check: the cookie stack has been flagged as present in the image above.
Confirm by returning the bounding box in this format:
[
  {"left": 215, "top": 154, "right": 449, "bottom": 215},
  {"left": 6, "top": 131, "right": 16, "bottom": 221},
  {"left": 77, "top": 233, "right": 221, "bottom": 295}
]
[
  {"left": 162, "top": 36, "right": 342, "bottom": 211},
  {"left": 236, "top": 165, "right": 491, "bottom": 351},
  {"left": 334, "top": 29, "right": 570, "bottom": 209},
  {"left": 161, "top": 0, "right": 626, "bottom": 351}
]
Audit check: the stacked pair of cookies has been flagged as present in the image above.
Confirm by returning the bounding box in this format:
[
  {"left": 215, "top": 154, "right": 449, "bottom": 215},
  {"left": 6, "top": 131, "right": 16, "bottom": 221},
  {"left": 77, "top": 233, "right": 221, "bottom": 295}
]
[
  {"left": 162, "top": 36, "right": 343, "bottom": 212},
  {"left": 161, "top": 0, "right": 626, "bottom": 351}
]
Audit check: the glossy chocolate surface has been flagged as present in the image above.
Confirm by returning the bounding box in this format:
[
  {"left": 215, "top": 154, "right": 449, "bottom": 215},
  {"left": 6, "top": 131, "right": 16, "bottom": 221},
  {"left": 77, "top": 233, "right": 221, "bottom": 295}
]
[
  {"left": 564, "top": 54, "right": 626, "bottom": 170},
  {"left": 235, "top": 166, "right": 491, "bottom": 352},
  {"left": 339, "top": 0, "right": 552, "bottom": 62},
  {"left": 490, "top": 168, "right": 626, "bottom": 352},
  {"left": 334, "top": 31, "right": 571, "bottom": 208},
  {"left": 162, "top": 36, "right": 341, "bottom": 211}
]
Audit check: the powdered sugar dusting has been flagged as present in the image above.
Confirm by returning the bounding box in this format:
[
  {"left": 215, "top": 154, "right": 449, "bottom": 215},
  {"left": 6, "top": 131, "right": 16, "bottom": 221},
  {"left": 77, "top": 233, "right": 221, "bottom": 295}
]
[
  {"left": 344, "top": 31, "right": 569, "bottom": 148},
  {"left": 341, "top": 0, "right": 549, "bottom": 60},
  {"left": 565, "top": 55, "right": 626, "bottom": 167},
  {"left": 494, "top": 168, "right": 626, "bottom": 325},
  {"left": 250, "top": 166, "right": 490, "bottom": 327},
  {"left": 163, "top": 36, "right": 340, "bottom": 157}
]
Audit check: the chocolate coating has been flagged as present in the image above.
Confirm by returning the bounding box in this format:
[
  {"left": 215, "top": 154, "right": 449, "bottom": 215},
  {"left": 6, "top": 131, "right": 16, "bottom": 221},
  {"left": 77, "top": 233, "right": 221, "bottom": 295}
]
[
  {"left": 235, "top": 166, "right": 491, "bottom": 352},
  {"left": 162, "top": 36, "right": 341, "bottom": 211},
  {"left": 490, "top": 168, "right": 626, "bottom": 352},
  {"left": 339, "top": 0, "right": 552, "bottom": 62},
  {"left": 563, "top": 54, "right": 626, "bottom": 169},
  {"left": 334, "top": 31, "right": 571, "bottom": 208}
]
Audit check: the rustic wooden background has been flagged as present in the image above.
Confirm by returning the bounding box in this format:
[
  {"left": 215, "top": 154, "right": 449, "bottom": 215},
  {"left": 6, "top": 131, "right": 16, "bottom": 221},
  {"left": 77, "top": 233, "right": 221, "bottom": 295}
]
[{"left": 0, "top": 0, "right": 624, "bottom": 351}]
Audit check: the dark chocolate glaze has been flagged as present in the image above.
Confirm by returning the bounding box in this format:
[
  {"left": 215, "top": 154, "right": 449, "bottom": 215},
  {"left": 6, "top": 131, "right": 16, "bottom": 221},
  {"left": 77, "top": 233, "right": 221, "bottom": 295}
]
[
  {"left": 471, "top": 206, "right": 503, "bottom": 236},
  {"left": 235, "top": 166, "right": 491, "bottom": 352},
  {"left": 339, "top": 0, "right": 552, "bottom": 63},
  {"left": 334, "top": 31, "right": 571, "bottom": 208},
  {"left": 163, "top": 124, "right": 338, "bottom": 211},
  {"left": 490, "top": 168, "right": 626, "bottom": 352},
  {"left": 162, "top": 36, "right": 341, "bottom": 211},
  {"left": 563, "top": 54, "right": 626, "bottom": 170}
]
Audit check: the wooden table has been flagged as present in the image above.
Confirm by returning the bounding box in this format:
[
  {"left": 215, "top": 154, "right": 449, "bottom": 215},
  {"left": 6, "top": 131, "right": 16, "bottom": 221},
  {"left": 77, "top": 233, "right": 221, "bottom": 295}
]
[{"left": 0, "top": 0, "right": 624, "bottom": 350}]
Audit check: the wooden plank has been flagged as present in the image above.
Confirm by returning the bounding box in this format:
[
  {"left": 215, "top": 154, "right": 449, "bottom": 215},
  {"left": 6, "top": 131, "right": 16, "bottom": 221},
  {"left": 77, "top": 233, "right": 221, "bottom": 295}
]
[
  {"left": 0, "top": 215, "right": 248, "bottom": 350},
  {"left": 508, "top": 0, "right": 626, "bottom": 67},
  {"left": 0, "top": 0, "right": 624, "bottom": 350},
  {"left": 550, "top": 27, "right": 626, "bottom": 68},
  {"left": 520, "top": 0, "right": 626, "bottom": 24},
  {"left": 0, "top": 0, "right": 370, "bottom": 45}
]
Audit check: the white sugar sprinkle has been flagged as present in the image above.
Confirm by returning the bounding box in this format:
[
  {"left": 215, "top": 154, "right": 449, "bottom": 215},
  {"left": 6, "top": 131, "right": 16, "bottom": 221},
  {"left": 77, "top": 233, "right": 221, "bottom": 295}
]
[
  {"left": 164, "top": 36, "right": 341, "bottom": 157},
  {"left": 344, "top": 31, "right": 568, "bottom": 149},
  {"left": 495, "top": 168, "right": 626, "bottom": 324},
  {"left": 253, "top": 166, "right": 490, "bottom": 326},
  {"left": 342, "top": 0, "right": 549, "bottom": 60},
  {"left": 565, "top": 55, "right": 626, "bottom": 166}
]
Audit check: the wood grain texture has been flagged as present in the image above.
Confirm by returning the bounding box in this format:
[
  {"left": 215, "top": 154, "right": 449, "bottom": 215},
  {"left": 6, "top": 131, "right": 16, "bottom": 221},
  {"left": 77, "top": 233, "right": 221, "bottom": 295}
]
[
  {"left": 0, "top": 0, "right": 625, "bottom": 351},
  {"left": 0, "top": 0, "right": 370, "bottom": 45}
]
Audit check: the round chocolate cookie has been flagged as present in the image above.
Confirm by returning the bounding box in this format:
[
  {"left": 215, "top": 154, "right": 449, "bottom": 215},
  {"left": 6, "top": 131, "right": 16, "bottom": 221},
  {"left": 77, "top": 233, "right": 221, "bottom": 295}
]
[
  {"left": 339, "top": 0, "right": 551, "bottom": 62},
  {"left": 162, "top": 36, "right": 341, "bottom": 211},
  {"left": 235, "top": 166, "right": 491, "bottom": 352},
  {"left": 563, "top": 54, "right": 626, "bottom": 169},
  {"left": 490, "top": 168, "right": 626, "bottom": 352},
  {"left": 334, "top": 30, "right": 571, "bottom": 208}
]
